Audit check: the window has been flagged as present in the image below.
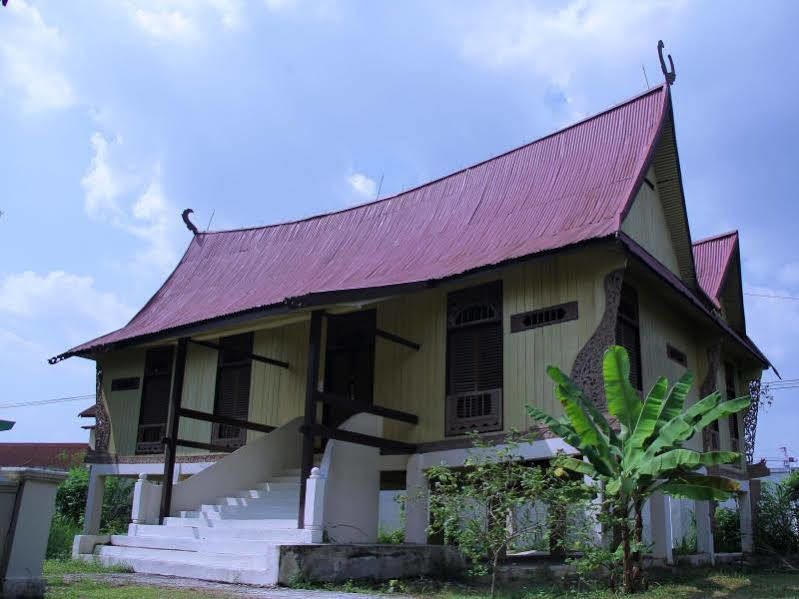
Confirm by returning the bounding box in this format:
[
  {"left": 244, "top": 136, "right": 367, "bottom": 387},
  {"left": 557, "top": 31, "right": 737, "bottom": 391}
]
[
  {"left": 445, "top": 282, "right": 503, "bottom": 436},
  {"left": 136, "top": 346, "right": 174, "bottom": 454},
  {"left": 667, "top": 345, "right": 687, "bottom": 367},
  {"left": 615, "top": 284, "right": 643, "bottom": 390},
  {"left": 111, "top": 377, "right": 140, "bottom": 391},
  {"left": 725, "top": 362, "right": 741, "bottom": 451},
  {"left": 510, "top": 301, "right": 578, "bottom": 333},
  {"left": 211, "top": 333, "right": 254, "bottom": 449}
]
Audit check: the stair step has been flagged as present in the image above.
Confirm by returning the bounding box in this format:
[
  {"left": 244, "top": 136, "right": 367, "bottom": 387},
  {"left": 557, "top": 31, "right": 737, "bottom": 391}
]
[
  {"left": 260, "top": 475, "right": 299, "bottom": 484},
  {"left": 93, "top": 545, "right": 278, "bottom": 585},
  {"left": 239, "top": 482, "right": 299, "bottom": 496},
  {"left": 111, "top": 534, "right": 278, "bottom": 554},
  {"left": 163, "top": 516, "right": 298, "bottom": 529},
  {"left": 217, "top": 492, "right": 299, "bottom": 506},
  {"left": 129, "top": 523, "right": 315, "bottom": 542}
]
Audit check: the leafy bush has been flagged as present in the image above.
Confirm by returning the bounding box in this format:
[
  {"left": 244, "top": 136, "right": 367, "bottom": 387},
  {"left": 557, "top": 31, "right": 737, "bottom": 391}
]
[
  {"left": 47, "top": 468, "right": 135, "bottom": 557},
  {"left": 46, "top": 515, "right": 82, "bottom": 560},
  {"left": 713, "top": 506, "right": 741, "bottom": 553},
  {"left": 378, "top": 526, "right": 405, "bottom": 544},
  {"left": 755, "top": 472, "right": 799, "bottom": 556}
]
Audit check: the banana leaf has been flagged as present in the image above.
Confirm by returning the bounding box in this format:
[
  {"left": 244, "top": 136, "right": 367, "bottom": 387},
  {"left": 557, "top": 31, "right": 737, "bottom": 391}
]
[{"left": 602, "top": 346, "right": 642, "bottom": 438}]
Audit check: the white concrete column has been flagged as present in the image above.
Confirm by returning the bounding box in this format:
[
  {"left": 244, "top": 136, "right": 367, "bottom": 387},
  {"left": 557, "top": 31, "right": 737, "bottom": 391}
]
[
  {"left": 131, "top": 474, "right": 162, "bottom": 525},
  {"left": 82, "top": 467, "right": 105, "bottom": 535},
  {"left": 404, "top": 454, "right": 429, "bottom": 544},
  {"left": 649, "top": 491, "right": 673, "bottom": 564},
  {"left": 303, "top": 467, "right": 326, "bottom": 543},
  {"left": 695, "top": 499, "right": 715, "bottom": 564},
  {"left": 738, "top": 482, "right": 754, "bottom": 553}
]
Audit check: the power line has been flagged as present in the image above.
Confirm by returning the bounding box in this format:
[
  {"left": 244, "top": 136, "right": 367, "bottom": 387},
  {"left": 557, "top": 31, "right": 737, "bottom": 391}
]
[
  {"left": 745, "top": 292, "right": 799, "bottom": 301},
  {"left": 0, "top": 394, "right": 95, "bottom": 410}
]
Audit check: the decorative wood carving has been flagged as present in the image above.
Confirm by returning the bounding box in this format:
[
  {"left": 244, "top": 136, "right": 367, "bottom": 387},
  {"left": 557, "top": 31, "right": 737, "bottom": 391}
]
[
  {"left": 570, "top": 269, "right": 624, "bottom": 407},
  {"left": 93, "top": 364, "right": 111, "bottom": 454}
]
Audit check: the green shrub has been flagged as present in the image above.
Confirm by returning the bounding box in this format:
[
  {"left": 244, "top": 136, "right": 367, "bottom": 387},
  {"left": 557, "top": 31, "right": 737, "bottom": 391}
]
[
  {"left": 54, "top": 467, "right": 89, "bottom": 525},
  {"left": 47, "top": 515, "right": 81, "bottom": 560},
  {"left": 713, "top": 506, "right": 741, "bottom": 553},
  {"left": 755, "top": 475, "right": 799, "bottom": 555},
  {"left": 377, "top": 526, "right": 405, "bottom": 544}
]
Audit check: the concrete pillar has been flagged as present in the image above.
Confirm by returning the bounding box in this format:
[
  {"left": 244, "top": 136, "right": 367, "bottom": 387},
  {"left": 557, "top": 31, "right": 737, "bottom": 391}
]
[
  {"left": 738, "top": 482, "right": 754, "bottom": 553},
  {"left": 404, "top": 454, "right": 429, "bottom": 544},
  {"left": 82, "top": 467, "right": 105, "bottom": 535},
  {"left": 649, "top": 491, "right": 673, "bottom": 564},
  {"left": 695, "top": 499, "right": 715, "bottom": 564},
  {"left": 303, "top": 467, "right": 325, "bottom": 543}
]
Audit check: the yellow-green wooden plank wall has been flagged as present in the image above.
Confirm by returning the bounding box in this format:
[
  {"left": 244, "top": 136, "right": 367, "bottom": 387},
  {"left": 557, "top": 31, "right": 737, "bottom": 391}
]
[
  {"left": 621, "top": 167, "right": 681, "bottom": 277},
  {"left": 100, "top": 348, "right": 146, "bottom": 455},
  {"left": 176, "top": 343, "right": 218, "bottom": 455},
  {"left": 375, "top": 249, "right": 625, "bottom": 444},
  {"left": 247, "top": 320, "right": 310, "bottom": 442}
]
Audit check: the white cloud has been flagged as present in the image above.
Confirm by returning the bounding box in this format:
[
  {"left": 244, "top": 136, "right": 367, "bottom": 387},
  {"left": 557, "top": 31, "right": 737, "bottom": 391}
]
[
  {"left": 0, "top": 271, "right": 133, "bottom": 332},
  {"left": 745, "top": 285, "right": 799, "bottom": 369},
  {"left": 131, "top": 6, "right": 197, "bottom": 41},
  {"left": 81, "top": 133, "right": 122, "bottom": 219},
  {"left": 347, "top": 173, "right": 377, "bottom": 199},
  {"left": 126, "top": 0, "right": 244, "bottom": 41},
  {"left": 0, "top": 0, "right": 74, "bottom": 112},
  {"left": 127, "top": 174, "right": 179, "bottom": 274},
  {"left": 80, "top": 132, "right": 180, "bottom": 275},
  {"left": 777, "top": 262, "right": 799, "bottom": 287}
]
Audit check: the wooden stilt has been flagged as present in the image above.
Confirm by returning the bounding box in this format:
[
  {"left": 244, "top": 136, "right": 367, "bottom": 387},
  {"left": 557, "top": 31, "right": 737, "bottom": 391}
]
[
  {"left": 159, "top": 337, "right": 188, "bottom": 523},
  {"left": 298, "top": 310, "right": 323, "bottom": 528}
]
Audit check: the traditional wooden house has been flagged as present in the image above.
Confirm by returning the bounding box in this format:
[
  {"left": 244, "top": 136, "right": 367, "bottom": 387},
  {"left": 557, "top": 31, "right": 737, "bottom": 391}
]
[{"left": 55, "top": 82, "right": 771, "bottom": 583}]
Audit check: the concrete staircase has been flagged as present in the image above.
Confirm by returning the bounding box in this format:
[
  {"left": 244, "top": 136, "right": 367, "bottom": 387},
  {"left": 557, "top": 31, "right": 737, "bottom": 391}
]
[{"left": 91, "top": 467, "right": 314, "bottom": 585}]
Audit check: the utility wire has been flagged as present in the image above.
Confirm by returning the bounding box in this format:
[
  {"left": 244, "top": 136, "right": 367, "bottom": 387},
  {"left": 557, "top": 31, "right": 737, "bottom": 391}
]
[
  {"left": 745, "top": 292, "right": 799, "bottom": 301},
  {"left": 0, "top": 393, "right": 95, "bottom": 410}
]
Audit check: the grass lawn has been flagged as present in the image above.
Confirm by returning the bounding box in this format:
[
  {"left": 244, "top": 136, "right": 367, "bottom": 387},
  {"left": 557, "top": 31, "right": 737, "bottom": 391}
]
[
  {"left": 291, "top": 570, "right": 799, "bottom": 598},
  {"left": 42, "top": 560, "right": 799, "bottom": 598}
]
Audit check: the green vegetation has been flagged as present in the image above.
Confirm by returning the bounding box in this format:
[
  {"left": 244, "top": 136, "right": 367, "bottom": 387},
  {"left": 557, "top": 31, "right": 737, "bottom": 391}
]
[
  {"left": 426, "top": 434, "right": 590, "bottom": 597},
  {"left": 755, "top": 470, "right": 799, "bottom": 559},
  {"left": 47, "top": 467, "right": 135, "bottom": 559},
  {"left": 527, "top": 346, "right": 750, "bottom": 593},
  {"left": 44, "top": 558, "right": 132, "bottom": 576},
  {"left": 713, "top": 506, "right": 742, "bottom": 553},
  {"left": 286, "top": 569, "right": 799, "bottom": 598},
  {"left": 45, "top": 579, "right": 220, "bottom": 599}
]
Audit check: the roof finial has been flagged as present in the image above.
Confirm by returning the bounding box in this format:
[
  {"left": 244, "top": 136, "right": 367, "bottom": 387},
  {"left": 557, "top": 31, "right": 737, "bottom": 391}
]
[
  {"left": 182, "top": 209, "right": 199, "bottom": 235},
  {"left": 657, "top": 40, "right": 676, "bottom": 86}
]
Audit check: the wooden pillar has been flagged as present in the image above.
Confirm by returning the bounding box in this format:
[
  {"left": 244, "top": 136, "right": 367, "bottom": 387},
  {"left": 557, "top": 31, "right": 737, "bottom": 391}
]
[
  {"left": 159, "top": 337, "right": 188, "bottom": 523},
  {"left": 298, "top": 310, "right": 323, "bottom": 528}
]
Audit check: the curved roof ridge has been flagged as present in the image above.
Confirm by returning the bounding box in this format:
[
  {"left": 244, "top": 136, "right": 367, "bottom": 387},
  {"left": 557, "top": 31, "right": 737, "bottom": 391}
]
[{"left": 206, "top": 84, "right": 669, "bottom": 236}]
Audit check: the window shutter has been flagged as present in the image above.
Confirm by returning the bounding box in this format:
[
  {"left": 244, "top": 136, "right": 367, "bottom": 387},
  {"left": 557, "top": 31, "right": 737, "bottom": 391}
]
[
  {"left": 136, "top": 346, "right": 173, "bottom": 454},
  {"left": 615, "top": 284, "right": 643, "bottom": 391},
  {"left": 445, "top": 281, "right": 503, "bottom": 436},
  {"left": 212, "top": 333, "right": 253, "bottom": 447}
]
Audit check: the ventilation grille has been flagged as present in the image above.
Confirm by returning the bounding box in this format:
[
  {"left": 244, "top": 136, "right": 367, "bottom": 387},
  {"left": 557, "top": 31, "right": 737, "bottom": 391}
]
[
  {"left": 445, "top": 389, "right": 502, "bottom": 436},
  {"left": 111, "top": 377, "right": 140, "bottom": 392},
  {"left": 666, "top": 344, "right": 687, "bottom": 367},
  {"left": 511, "top": 301, "right": 578, "bottom": 333}
]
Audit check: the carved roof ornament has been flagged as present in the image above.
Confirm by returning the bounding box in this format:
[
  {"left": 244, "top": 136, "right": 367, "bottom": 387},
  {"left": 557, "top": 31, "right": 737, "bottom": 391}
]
[
  {"left": 658, "top": 40, "right": 676, "bottom": 86},
  {"left": 182, "top": 208, "right": 199, "bottom": 235}
]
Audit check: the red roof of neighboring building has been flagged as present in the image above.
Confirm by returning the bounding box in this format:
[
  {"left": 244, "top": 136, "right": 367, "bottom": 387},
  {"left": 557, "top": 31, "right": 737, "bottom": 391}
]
[
  {"left": 692, "top": 231, "right": 739, "bottom": 307},
  {"left": 57, "top": 85, "right": 671, "bottom": 359},
  {"left": 0, "top": 443, "right": 87, "bottom": 470}
]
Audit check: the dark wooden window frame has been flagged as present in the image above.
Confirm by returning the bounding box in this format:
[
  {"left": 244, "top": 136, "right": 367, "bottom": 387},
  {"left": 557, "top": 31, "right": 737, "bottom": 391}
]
[
  {"left": 615, "top": 283, "right": 643, "bottom": 391},
  {"left": 725, "top": 361, "right": 741, "bottom": 450},
  {"left": 445, "top": 281, "right": 503, "bottom": 437},
  {"left": 136, "top": 346, "right": 174, "bottom": 455},
  {"left": 510, "top": 301, "right": 578, "bottom": 333},
  {"left": 211, "top": 332, "right": 254, "bottom": 450}
]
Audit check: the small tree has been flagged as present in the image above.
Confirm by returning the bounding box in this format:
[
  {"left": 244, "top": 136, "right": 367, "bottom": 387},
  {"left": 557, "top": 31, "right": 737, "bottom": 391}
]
[
  {"left": 528, "top": 346, "right": 750, "bottom": 593},
  {"left": 425, "top": 433, "right": 590, "bottom": 598}
]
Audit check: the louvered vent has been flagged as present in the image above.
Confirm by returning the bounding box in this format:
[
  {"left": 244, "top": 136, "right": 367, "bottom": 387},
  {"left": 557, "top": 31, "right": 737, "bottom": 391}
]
[
  {"left": 446, "top": 281, "right": 503, "bottom": 436},
  {"left": 511, "top": 301, "right": 578, "bottom": 333}
]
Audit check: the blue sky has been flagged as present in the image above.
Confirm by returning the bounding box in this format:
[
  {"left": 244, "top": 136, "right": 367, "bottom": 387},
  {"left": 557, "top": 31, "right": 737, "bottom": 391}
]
[{"left": 1, "top": 1, "right": 796, "bottom": 465}]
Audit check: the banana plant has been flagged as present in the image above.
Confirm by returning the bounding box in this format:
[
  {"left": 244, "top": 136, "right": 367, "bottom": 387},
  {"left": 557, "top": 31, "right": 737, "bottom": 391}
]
[{"left": 527, "top": 345, "right": 750, "bottom": 592}]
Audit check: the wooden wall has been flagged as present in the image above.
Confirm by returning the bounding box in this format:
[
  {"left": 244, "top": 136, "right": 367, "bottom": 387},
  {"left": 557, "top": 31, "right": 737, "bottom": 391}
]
[
  {"left": 621, "top": 167, "right": 682, "bottom": 277},
  {"left": 99, "top": 348, "right": 146, "bottom": 455},
  {"left": 375, "top": 249, "right": 625, "bottom": 444}
]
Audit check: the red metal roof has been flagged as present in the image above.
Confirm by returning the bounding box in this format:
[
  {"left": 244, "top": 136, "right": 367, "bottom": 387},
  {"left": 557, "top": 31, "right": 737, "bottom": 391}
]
[
  {"left": 692, "top": 231, "right": 738, "bottom": 307},
  {"left": 61, "top": 85, "right": 671, "bottom": 358},
  {"left": 0, "top": 443, "right": 87, "bottom": 469}
]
